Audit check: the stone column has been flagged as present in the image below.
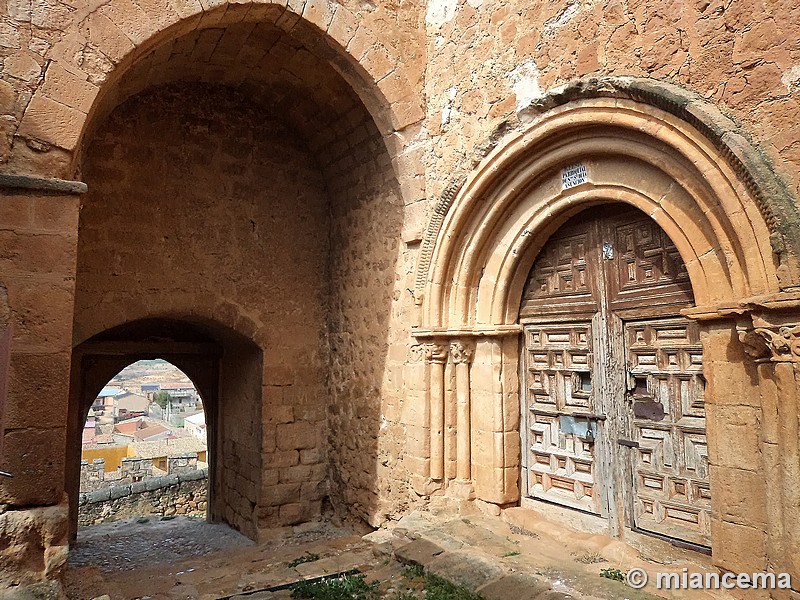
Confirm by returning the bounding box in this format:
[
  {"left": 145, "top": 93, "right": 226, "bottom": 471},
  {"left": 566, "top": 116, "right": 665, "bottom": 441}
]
[
  {"left": 450, "top": 340, "right": 473, "bottom": 484},
  {"left": 470, "top": 336, "right": 520, "bottom": 507},
  {"left": 425, "top": 343, "right": 448, "bottom": 481}
]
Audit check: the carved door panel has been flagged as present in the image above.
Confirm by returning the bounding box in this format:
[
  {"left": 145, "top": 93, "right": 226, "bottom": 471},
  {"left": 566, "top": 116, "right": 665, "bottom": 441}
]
[
  {"left": 520, "top": 204, "right": 710, "bottom": 548},
  {"left": 625, "top": 318, "right": 711, "bottom": 547},
  {"left": 523, "top": 322, "right": 600, "bottom": 513}
]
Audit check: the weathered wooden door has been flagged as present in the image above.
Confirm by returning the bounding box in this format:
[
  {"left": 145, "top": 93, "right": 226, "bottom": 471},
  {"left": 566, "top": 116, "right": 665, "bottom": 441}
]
[{"left": 520, "top": 205, "right": 711, "bottom": 548}]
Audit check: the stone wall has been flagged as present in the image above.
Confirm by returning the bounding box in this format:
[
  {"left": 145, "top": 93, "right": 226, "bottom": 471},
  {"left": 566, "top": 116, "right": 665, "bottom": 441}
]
[
  {"left": 1, "top": 0, "right": 800, "bottom": 597},
  {"left": 419, "top": 0, "right": 800, "bottom": 203},
  {"left": 78, "top": 469, "right": 208, "bottom": 526}
]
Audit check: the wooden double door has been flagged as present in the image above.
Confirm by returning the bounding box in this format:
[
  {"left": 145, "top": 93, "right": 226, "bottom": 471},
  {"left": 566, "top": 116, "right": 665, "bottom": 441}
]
[{"left": 519, "top": 205, "right": 711, "bottom": 548}]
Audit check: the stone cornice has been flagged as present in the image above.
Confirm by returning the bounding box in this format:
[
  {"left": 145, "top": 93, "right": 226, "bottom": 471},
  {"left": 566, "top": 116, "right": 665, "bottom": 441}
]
[
  {"left": 412, "top": 325, "right": 522, "bottom": 339},
  {"left": 0, "top": 173, "right": 87, "bottom": 195}
]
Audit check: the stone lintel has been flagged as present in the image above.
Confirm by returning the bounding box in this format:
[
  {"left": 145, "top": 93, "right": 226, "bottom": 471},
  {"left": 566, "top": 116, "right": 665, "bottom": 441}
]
[{"left": 0, "top": 173, "right": 87, "bottom": 195}]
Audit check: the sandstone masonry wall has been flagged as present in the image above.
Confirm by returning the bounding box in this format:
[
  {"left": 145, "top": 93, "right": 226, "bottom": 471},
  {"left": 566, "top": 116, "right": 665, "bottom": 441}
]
[{"left": 78, "top": 469, "right": 208, "bottom": 526}]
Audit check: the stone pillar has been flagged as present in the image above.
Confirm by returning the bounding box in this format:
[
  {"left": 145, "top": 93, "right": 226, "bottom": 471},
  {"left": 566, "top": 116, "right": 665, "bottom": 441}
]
[
  {"left": 425, "top": 343, "right": 448, "bottom": 481},
  {"left": 470, "top": 336, "right": 520, "bottom": 506},
  {"left": 403, "top": 343, "right": 432, "bottom": 492},
  {"left": 736, "top": 315, "right": 800, "bottom": 595},
  {"left": 0, "top": 174, "right": 84, "bottom": 592},
  {"left": 450, "top": 340, "right": 473, "bottom": 485}
]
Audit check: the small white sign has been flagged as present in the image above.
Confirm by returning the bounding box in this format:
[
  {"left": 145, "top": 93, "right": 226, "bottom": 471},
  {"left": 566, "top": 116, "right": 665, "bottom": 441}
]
[{"left": 562, "top": 163, "right": 588, "bottom": 190}]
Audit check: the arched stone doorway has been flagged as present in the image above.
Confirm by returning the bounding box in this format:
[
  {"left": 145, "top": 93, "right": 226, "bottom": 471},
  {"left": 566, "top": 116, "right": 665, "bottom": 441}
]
[
  {"left": 67, "top": 318, "right": 260, "bottom": 541},
  {"left": 519, "top": 204, "right": 709, "bottom": 548},
  {"left": 412, "top": 80, "right": 800, "bottom": 588}
]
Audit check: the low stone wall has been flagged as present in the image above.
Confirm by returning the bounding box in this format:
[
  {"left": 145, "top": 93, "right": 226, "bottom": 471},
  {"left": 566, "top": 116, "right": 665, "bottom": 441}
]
[{"left": 78, "top": 469, "right": 208, "bottom": 526}]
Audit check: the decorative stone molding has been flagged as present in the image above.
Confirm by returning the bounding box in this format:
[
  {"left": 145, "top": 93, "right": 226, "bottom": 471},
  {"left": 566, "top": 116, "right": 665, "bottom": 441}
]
[
  {"left": 449, "top": 341, "right": 474, "bottom": 364},
  {"left": 0, "top": 173, "right": 87, "bottom": 194},
  {"left": 738, "top": 324, "right": 800, "bottom": 362}
]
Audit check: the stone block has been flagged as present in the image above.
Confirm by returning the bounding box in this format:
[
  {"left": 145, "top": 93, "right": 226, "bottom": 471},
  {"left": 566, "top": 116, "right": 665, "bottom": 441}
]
[
  {"left": 17, "top": 92, "right": 85, "bottom": 150},
  {"left": 276, "top": 421, "right": 318, "bottom": 450},
  {"left": 263, "top": 450, "right": 299, "bottom": 469},
  {"left": 477, "top": 574, "right": 550, "bottom": 600},
  {"left": 426, "top": 551, "right": 504, "bottom": 592},
  {"left": 109, "top": 484, "right": 130, "bottom": 500},
  {"left": 266, "top": 482, "right": 301, "bottom": 506},
  {"left": 0, "top": 428, "right": 65, "bottom": 505},
  {"left": 394, "top": 539, "right": 445, "bottom": 566}
]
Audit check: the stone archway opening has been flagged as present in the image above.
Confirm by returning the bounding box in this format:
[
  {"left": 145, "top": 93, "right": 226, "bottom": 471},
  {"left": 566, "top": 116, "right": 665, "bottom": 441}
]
[
  {"left": 68, "top": 317, "right": 262, "bottom": 543},
  {"left": 77, "top": 358, "right": 210, "bottom": 528},
  {"left": 70, "top": 3, "right": 405, "bottom": 549}
]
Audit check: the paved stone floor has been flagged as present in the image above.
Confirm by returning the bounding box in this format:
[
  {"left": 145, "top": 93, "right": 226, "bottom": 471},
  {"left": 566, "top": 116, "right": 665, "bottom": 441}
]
[{"left": 64, "top": 505, "right": 735, "bottom": 600}]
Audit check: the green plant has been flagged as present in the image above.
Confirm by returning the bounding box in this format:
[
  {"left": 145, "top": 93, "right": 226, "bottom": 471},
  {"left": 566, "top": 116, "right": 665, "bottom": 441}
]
[
  {"left": 502, "top": 550, "right": 520, "bottom": 557},
  {"left": 402, "top": 563, "right": 425, "bottom": 580},
  {"left": 395, "top": 593, "right": 418, "bottom": 600},
  {"left": 288, "top": 552, "right": 321, "bottom": 568},
  {"left": 424, "top": 573, "right": 480, "bottom": 600},
  {"left": 290, "top": 574, "right": 379, "bottom": 600},
  {"left": 599, "top": 567, "right": 627, "bottom": 582}
]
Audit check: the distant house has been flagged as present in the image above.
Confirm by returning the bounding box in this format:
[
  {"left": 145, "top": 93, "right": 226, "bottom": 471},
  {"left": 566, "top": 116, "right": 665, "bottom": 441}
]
[
  {"left": 160, "top": 382, "right": 200, "bottom": 411},
  {"left": 91, "top": 387, "right": 124, "bottom": 420},
  {"left": 82, "top": 411, "right": 97, "bottom": 444},
  {"left": 184, "top": 412, "right": 206, "bottom": 441},
  {"left": 115, "top": 391, "right": 149, "bottom": 421},
  {"left": 141, "top": 383, "right": 160, "bottom": 395},
  {"left": 114, "top": 417, "right": 174, "bottom": 442},
  {"left": 130, "top": 437, "right": 207, "bottom": 471}
]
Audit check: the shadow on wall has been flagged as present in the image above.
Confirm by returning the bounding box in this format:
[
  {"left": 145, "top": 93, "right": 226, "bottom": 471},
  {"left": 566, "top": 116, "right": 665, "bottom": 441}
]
[{"left": 72, "top": 63, "right": 403, "bottom": 537}]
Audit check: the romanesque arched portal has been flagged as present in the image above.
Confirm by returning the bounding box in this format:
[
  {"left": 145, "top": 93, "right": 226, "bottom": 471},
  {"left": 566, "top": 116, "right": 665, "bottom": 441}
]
[{"left": 413, "top": 79, "right": 800, "bottom": 592}]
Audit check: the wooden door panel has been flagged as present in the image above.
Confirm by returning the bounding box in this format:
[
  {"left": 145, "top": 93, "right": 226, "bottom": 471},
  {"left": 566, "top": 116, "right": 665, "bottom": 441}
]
[
  {"left": 520, "top": 228, "right": 599, "bottom": 318},
  {"left": 523, "top": 323, "right": 601, "bottom": 514},
  {"left": 606, "top": 216, "right": 693, "bottom": 313},
  {"left": 625, "top": 318, "right": 711, "bottom": 547}
]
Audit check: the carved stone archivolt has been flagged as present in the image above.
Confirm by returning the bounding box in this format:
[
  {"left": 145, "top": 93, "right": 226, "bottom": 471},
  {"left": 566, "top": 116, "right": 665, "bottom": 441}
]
[{"left": 738, "top": 324, "right": 800, "bottom": 362}]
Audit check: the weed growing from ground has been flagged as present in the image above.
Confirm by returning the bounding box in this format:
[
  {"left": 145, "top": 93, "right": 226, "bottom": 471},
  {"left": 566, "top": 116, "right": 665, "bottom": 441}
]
[
  {"left": 502, "top": 550, "right": 520, "bottom": 557},
  {"left": 402, "top": 563, "right": 425, "bottom": 580},
  {"left": 599, "top": 567, "right": 627, "bottom": 582},
  {"left": 288, "top": 552, "right": 321, "bottom": 568},
  {"left": 574, "top": 551, "right": 605, "bottom": 564},
  {"left": 291, "top": 574, "right": 380, "bottom": 600},
  {"left": 424, "top": 573, "right": 481, "bottom": 600}
]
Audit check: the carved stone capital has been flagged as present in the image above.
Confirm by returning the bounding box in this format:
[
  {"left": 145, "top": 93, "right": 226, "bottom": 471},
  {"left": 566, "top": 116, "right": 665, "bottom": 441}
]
[
  {"left": 449, "top": 341, "right": 474, "bottom": 364},
  {"left": 738, "top": 324, "right": 800, "bottom": 362},
  {"left": 424, "top": 343, "right": 448, "bottom": 363}
]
